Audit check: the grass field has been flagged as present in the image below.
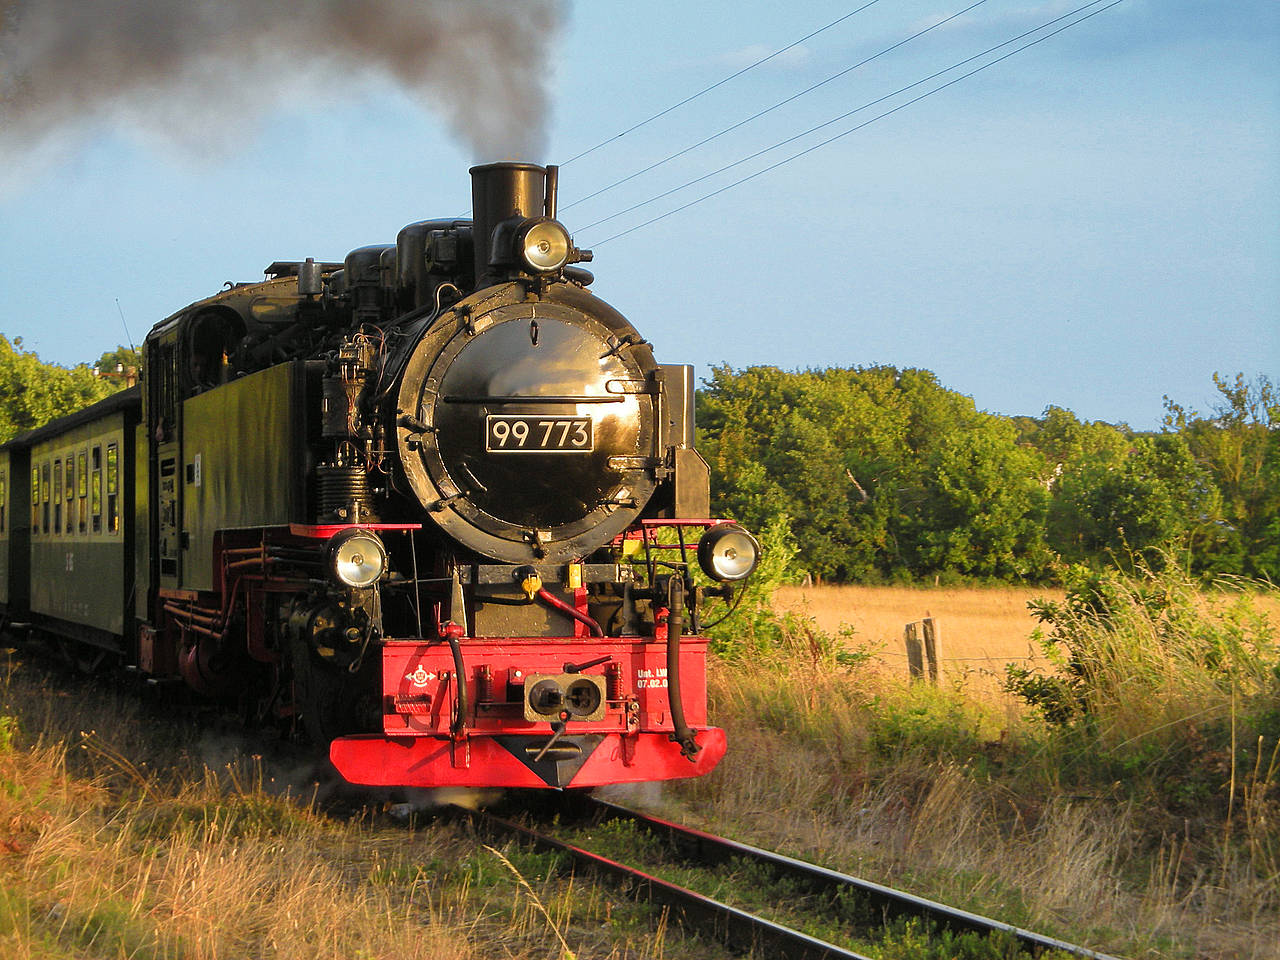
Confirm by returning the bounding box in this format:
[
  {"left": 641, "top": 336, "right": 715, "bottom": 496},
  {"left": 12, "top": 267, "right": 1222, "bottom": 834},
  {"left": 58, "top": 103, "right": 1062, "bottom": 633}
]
[
  {"left": 775, "top": 581, "right": 1280, "bottom": 689},
  {"left": 0, "top": 654, "right": 717, "bottom": 960},
  {"left": 1, "top": 573, "right": 1275, "bottom": 959},
  {"left": 692, "top": 574, "right": 1279, "bottom": 959}
]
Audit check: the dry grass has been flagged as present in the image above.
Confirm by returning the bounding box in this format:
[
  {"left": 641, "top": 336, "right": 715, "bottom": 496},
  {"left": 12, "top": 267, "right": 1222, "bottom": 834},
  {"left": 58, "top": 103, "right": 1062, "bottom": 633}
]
[
  {"left": 0, "top": 652, "right": 709, "bottom": 960},
  {"left": 0, "top": 734, "right": 471, "bottom": 959},
  {"left": 775, "top": 582, "right": 1280, "bottom": 690},
  {"left": 774, "top": 582, "right": 1058, "bottom": 658},
  {"left": 669, "top": 668, "right": 1279, "bottom": 959},
  {"left": 661, "top": 576, "right": 1280, "bottom": 959}
]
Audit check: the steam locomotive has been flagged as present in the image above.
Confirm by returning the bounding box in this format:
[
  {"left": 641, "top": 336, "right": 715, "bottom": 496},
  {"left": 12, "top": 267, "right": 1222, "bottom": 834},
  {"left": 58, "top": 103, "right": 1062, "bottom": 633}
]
[{"left": 0, "top": 162, "right": 759, "bottom": 790}]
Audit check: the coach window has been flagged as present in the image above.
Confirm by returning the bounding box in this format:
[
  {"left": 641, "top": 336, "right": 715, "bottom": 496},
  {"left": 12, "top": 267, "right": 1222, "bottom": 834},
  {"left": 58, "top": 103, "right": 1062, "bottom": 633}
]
[
  {"left": 64, "top": 457, "right": 75, "bottom": 533},
  {"left": 91, "top": 446, "right": 103, "bottom": 534},
  {"left": 0, "top": 468, "right": 6, "bottom": 533},
  {"left": 30, "top": 467, "right": 39, "bottom": 533},
  {"left": 53, "top": 459, "right": 63, "bottom": 535},
  {"left": 106, "top": 443, "right": 119, "bottom": 534},
  {"left": 41, "top": 462, "right": 50, "bottom": 535},
  {"left": 77, "top": 451, "right": 88, "bottom": 534}
]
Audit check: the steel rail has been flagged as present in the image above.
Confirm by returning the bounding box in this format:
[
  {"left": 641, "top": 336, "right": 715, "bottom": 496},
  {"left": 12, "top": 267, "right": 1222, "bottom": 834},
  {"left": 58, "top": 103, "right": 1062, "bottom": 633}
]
[
  {"left": 457, "top": 804, "right": 876, "bottom": 960},
  {"left": 565, "top": 794, "right": 1120, "bottom": 959}
]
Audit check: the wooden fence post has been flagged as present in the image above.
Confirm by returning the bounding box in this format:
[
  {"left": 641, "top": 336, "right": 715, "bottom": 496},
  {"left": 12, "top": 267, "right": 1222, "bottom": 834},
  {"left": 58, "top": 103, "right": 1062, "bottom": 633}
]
[
  {"left": 922, "top": 616, "right": 941, "bottom": 684},
  {"left": 904, "top": 621, "right": 923, "bottom": 681}
]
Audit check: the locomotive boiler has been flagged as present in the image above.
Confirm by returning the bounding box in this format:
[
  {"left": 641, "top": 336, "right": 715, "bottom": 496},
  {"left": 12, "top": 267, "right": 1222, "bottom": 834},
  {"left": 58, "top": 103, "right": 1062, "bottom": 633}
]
[{"left": 0, "top": 162, "right": 759, "bottom": 791}]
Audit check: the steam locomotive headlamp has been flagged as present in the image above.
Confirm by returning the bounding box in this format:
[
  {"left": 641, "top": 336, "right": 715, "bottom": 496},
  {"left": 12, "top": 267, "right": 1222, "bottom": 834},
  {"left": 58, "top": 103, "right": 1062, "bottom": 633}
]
[
  {"left": 697, "top": 523, "right": 761, "bottom": 583},
  {"left": 516, "top": 218, "right": 572, "bottom": 273},
  {"left": 327, "top": 529, "right": 388, "bottom": 589}
]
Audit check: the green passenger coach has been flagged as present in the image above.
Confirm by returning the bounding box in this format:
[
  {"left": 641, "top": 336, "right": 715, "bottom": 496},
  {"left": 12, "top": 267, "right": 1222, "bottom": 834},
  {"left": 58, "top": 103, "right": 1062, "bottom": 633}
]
[{"left": 1, "top": 388, "right": 140, "bottom": 657}]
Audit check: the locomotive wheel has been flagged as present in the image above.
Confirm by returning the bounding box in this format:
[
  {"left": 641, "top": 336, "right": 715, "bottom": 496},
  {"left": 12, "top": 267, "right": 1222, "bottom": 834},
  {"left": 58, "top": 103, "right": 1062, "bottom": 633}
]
[{"left": 287, "top": 633, "right": 379, "bottom": 747}]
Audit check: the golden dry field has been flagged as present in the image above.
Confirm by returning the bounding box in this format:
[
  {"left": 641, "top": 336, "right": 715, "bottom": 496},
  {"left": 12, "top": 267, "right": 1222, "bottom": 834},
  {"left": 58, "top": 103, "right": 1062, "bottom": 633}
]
[
  {"left": 774, "top": 582, "right": 1280, "bottom": 693},
  {"left": 774, "top": 583, "right": 1063, "bottom": 690}
]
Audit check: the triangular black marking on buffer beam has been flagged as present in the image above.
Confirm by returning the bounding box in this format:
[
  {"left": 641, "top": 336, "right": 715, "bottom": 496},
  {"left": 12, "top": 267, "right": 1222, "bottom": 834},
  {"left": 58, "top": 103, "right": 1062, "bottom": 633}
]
[{"left": 494, "top": 734, "right": 606, "bottom": 787}]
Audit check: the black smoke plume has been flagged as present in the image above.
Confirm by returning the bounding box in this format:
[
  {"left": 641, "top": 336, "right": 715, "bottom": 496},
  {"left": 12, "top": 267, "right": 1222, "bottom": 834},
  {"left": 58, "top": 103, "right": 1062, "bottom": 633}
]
[{"left": 0, "top": 0, "right": 562, "bottom": 179}]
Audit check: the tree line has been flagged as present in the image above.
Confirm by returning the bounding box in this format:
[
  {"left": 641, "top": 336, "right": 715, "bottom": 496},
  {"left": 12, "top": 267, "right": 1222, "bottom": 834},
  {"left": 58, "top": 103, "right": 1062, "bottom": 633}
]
[
  {"left": 697, "top": 365, "right": 1279, "bottom": 584},
  {"left": 0, "top": 336, "right": 140, "bottom": 443}
]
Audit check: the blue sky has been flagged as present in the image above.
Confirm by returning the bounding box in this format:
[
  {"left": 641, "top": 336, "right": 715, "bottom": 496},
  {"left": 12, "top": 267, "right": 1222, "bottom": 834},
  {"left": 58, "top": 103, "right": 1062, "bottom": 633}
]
[{"left": 0, "top": 0, "right": 1275, "bottom": 429}]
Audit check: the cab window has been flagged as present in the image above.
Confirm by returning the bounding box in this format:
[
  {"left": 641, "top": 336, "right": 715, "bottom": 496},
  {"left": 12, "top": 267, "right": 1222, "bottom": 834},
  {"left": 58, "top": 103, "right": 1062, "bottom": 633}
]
[{"left": 150, "top": 340, "right": 178, "bottom": 443}]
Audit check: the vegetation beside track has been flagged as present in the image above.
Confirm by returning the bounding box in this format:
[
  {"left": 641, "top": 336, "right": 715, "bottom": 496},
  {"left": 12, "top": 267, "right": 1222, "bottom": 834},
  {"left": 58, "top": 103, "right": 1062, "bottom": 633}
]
[
  {"left": 0, "top": 667, "right": 471, "bottom": 959},
  {"left": 663, "top": 553, "right": 1279, "bottom": 959},
  {"left": 0, "top": 656, "right": 721, "bottom": 960},
  {"left": 1, "top": 549, "right": 1275, "bottom": 959}
]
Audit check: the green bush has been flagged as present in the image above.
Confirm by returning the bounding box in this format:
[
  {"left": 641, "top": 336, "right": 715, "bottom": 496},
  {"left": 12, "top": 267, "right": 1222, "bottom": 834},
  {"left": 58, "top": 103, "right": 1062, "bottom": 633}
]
[{"left": 1005, "top": 562, "right": 1280, "bottom": 816}]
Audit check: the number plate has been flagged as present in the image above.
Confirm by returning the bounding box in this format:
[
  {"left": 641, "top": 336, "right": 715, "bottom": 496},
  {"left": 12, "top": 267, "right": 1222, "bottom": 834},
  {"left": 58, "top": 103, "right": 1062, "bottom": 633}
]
[{"left": 486, "top": 415, "right": 594, "bottom": 453}]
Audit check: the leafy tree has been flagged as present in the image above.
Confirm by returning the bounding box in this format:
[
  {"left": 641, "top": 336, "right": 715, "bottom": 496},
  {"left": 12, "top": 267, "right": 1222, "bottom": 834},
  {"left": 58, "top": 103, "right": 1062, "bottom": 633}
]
[
  {"left": 1163, "top": 373, "right": 1280, "bottom": 578},
  {"left": 700, "top": 365, "right": 1274, "bottom": 583},
  {"left": 908, "top": 415, "right": 1052, "bottom": 579},
  {"left": 94, "top": 345, "right": 142, "bottom": 380},
  {"left": 1047, "top": 433, "right": 1217, "bottom": 567},
  {"left": 699, "top": 365, "right": 1053, "bottom": 582},
  {"left": 1031, "top": 405, "right": 1130, "bottom": 470},
  {"left": 699, "top": 366, "right": 869, "bottom": 581},
  {"left": 0, "top": 335, "right": 122, "bottom": 442}
]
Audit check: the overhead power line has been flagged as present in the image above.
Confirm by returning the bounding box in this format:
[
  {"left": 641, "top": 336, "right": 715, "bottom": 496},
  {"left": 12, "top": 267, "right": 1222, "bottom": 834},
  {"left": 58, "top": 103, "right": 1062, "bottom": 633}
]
[
  {"left": 558, "top": 1, "right": 884, "bottom": 167},
  {"left": 582, "top": 0, "right": 1124, "bottom": 245},
  {"left": 562, "top": 0, "right": 989, "bottom": 214},
  {"left": 580, "top": 0, "right": 1114, "bottom": 234}
]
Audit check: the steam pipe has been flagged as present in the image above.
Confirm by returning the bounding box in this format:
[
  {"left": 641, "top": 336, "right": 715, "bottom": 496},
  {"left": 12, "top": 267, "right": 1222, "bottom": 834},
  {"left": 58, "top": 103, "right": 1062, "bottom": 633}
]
[
  {"left": 442, "top": 622, "right": 469, "bottom": 741},
  {"left": 444, "top": 569, "right": 470, "bottom": 741},
  {"left": 535, "top": 587, "right": 604, "bottom": 637},
  {"left": 173, "top": 618, "right": 221, "bottom": 639},
  {"left": 225, "top": 557, "right": 273, "bottom": 573},
  {"left": 545, "top": 165, "right": 558, "bottom": 219},
  {"left": 162, "top": 603, "right": 219, "bottom": 626}
]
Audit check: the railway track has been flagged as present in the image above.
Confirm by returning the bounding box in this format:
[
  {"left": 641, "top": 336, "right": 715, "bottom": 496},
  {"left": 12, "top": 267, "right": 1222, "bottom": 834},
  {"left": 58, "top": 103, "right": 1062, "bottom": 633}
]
[{"left": 454, "top": 793, "right": 1120, "bottom": 960}]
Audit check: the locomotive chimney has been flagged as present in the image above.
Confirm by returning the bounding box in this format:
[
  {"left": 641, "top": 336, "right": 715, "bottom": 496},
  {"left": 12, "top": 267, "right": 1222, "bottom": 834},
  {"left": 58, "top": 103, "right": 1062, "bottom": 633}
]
[{"left": 470, "top": 161, "right": 547, "bottom": 287}]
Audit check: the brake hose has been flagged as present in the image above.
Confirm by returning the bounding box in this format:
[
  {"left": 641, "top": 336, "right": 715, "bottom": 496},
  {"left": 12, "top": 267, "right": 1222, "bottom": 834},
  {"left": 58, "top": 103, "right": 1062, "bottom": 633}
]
[{"left": 665, "top": 577, "right": 700, "bottom": 760}]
